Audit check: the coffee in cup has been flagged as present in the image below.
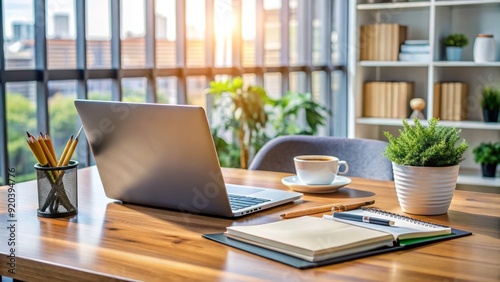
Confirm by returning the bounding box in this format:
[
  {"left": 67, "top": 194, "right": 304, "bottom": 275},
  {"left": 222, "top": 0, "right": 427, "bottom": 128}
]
[{"left": 293, "top": 155, "right": 349, "bottom": 185}]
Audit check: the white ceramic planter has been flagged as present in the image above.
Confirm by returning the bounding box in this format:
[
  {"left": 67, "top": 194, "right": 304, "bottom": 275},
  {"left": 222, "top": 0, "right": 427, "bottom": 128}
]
[
  {"left": 473, "top": 34, "right": 497, "bottom": 63},
  {"left": 392, "top": 163, "right": 459, "bottom": 215}
]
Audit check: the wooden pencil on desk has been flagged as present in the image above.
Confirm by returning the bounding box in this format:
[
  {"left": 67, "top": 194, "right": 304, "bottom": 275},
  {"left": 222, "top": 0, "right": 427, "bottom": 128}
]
[{"left": 280, "top": 200, "right": 375, "bottom": 219}]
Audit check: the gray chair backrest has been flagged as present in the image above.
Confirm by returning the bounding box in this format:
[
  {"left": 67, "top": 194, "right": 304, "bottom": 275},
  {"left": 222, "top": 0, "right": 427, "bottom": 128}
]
[{"left": 248, "top": 135, "right": 393, "bottom": 181}]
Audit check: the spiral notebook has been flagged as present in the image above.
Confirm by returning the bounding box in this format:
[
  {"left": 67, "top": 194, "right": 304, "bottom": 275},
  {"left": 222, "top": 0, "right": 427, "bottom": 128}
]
[
  {"left": 325, "top": 207, "right": 452, "bottom": 244},
  {"left": 203, "top": 207, "right": 472, "bottom": 269}
]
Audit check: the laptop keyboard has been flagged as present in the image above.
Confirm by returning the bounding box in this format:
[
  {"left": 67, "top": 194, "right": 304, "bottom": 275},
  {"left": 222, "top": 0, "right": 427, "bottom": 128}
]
[{"left": 228, "top": 194, "right": 271, "bottom": 211}]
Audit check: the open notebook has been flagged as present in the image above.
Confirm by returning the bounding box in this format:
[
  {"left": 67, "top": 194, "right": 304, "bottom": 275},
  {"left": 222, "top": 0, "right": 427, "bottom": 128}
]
[
  {"left": 225, "top": 216, "right": 395, "bottom": 262},
  {"left": 324, "top": 207, "right": 452, "bottom": 244},
  {"left": 203, "top": 207, "right": 471, "bottom": 268}
]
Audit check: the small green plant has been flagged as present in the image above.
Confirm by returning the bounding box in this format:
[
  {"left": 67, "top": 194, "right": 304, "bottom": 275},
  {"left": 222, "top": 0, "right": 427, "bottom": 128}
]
[
  {"left": 444, "top": 33, "right": 469, "bottom": 48},
  {"left": 472, "top": 142, "right": 500, "bottom": 165},
  {"left": 480, "top": 86, "right": 500, "bottom": 111},
  {"left": 383, "top": 118, "right": 469, "bottom": 167}
]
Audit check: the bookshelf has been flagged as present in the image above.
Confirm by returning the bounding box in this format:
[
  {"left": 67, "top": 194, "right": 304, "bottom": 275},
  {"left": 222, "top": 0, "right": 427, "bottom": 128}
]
[{"left": 348, "top": 0, "right": 500, "bottom": 188}]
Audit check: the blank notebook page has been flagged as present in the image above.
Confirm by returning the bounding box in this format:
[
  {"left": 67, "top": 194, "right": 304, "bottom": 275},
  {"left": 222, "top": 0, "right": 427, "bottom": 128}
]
[{"left": 226, "top": 216, "right": 394, "bottom": 258}]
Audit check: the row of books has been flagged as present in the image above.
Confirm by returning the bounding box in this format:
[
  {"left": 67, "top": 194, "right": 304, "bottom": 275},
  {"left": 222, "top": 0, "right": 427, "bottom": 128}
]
[
  {"left": 433, "top": 82, "right": 468, "bottom": 121},
  {"left": 398, "top": 40, "right": 431, "bottom": 62},
  {"left": 359, "top": 23, "right": 407, "bottom": 61},
  {"left": 363, "top": 82, "right": 414, "bottom": 119}
]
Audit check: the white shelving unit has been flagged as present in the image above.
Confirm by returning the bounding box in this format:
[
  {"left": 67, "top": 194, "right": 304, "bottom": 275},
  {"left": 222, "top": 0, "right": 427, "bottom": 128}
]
[{"left": 348, "top": 0, "right": 500, "bottom": 188}]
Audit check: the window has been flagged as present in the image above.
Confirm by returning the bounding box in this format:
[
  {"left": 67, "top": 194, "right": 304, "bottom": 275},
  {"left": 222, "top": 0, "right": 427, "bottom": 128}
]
[{"left": 0, "top": 0, "right": 347, "bottom": 184}]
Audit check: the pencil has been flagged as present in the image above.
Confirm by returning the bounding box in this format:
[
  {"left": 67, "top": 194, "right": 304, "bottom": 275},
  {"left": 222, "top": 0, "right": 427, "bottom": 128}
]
[
  {"left": 38, "top": 132, "right": 57, "bottom": 167},
  {"left": 26, "top": 140, "right": 39, "bottom": 163},
  {"left": 62, "top": 126, "right": 83, "bottom": 166},
  {"left": 44, "top": 133, "right": 57, "bottom": 163},
  {"left": 27, "top": 135, "right": 57, "bottom": 183},
  {"left": 57, "top": 135, "right": 73, "bottom": 167},
  {"left": 280, "top": 200, "right": 375, "bottom": 219},
  {"left": 29, "top": 135, "right": 48, "bottom": 166}
]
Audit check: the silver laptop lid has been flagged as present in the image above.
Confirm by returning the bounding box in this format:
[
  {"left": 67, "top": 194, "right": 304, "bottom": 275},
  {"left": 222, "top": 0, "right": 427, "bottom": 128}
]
[{"left": 75, "top": 100, "right": 235, "bottom": 217}]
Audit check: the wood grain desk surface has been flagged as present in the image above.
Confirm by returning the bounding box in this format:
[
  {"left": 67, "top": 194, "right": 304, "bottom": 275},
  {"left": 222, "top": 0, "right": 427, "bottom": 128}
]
[{"left": 1, "top": 166, "right": 499, "bottom": 281}]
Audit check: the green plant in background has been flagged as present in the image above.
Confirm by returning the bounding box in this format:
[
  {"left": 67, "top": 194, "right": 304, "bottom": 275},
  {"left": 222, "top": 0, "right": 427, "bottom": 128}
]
[
  {"left": 207, "top": 77, "right": 269, "bottom": 168},
  {"left": 207, "top": 77, "right": 330, "bottom": 169},
  {"left": 6, "top": 93, "right": 37, "bottom": 182},
  {"left": 443, "top": 33, "right": 469, "bottom": 47},
  {"left": 472, "top": 142, "right": 500, "bottom": 165},
  {"left": 49, "top": 93, "right": 79, "bottom": 152},
  {"left": 480, "top": 86, "right": 500, "bottom": 110},
  {"left": 383, "top": 118, "right": 469, "bottom": 167},
  {"left": 270, "top": 91, "right": 330, "bottom": 136}
]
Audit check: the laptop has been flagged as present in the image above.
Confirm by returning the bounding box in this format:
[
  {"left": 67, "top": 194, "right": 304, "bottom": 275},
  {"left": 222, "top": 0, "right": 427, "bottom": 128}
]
[{"left": 74, "top": 100, "right": 302, "bottom": 217}]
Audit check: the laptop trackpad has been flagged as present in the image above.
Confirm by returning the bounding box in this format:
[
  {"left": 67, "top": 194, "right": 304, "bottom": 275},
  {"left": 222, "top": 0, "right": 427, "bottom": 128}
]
[{"left": 226, "top": 184, "right": 264, "bottom": 195}]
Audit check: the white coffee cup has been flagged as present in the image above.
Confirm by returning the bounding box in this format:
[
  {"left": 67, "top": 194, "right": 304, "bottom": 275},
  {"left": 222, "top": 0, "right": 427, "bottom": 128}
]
[{"left": 293, "top": 155, "right": 349, "bottom": 185}]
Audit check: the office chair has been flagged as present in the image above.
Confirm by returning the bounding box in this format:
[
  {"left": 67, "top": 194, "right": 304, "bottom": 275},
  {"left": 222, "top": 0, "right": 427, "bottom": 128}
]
[{"left": 248, "top": 135, "right": 393, "bottom": 181}]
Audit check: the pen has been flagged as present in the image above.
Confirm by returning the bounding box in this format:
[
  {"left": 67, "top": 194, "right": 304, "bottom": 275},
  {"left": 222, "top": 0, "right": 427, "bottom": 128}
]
[
  {"left": 280, "top": 200, "right": 375, "bottom": 219},
  {"left": 333, "top": 212, "right": 395, "bottom": 226}
]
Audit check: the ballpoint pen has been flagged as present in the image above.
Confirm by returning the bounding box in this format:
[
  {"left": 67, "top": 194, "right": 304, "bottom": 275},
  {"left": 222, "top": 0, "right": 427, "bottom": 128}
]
[{"left": 333, "top": 212, "right": 395, "bottom": 226}]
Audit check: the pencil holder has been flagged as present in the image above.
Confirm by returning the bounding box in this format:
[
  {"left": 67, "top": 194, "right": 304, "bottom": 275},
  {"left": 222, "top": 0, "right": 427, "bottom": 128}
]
[{"left": 34, "top": 160, "right": 78, "bottom": 218}]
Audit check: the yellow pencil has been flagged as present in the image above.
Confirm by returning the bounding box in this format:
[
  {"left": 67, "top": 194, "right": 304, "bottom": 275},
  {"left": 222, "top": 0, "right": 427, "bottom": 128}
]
[
  {"left": 26, "top": 140, "right": 40, "bottom": 163},
  {"left": 26, "top": 132, "right": 47, "bottom": 166},
  {"left": 26, "top": 132, "right": 39, "bottom": 160},
  {"left": 62, "top": 126, "right": 83, "bottom": 166},
  {"left": 57, "top": 135, "right": 73, "bottom": 167},
  {"left": 27, "top": 136, "right": 57, "bottom": 182},
  {"left": 44, "top": 133, "right": 58, "bottom": 163},
  {"left": 38, "top": 133, "right": 57, "bottom": 167},
  {"left": 29, "top": 135, "right": 48, "bottom": 166}
]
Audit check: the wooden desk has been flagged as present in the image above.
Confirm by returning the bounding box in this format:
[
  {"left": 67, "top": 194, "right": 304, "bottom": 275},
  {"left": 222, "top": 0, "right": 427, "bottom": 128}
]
[{"left": 1, "top": 166, "right": 499, "bottom": 281}]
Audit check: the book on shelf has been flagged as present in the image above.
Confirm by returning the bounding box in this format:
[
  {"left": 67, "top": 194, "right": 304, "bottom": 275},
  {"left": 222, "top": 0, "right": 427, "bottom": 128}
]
[
  {"left": 378, "top": 82, "right": 387, "bottom": 117},
  {"left": 398, "top": 53, "right": 431, "bottom": 62},
  {"left": 392, "top": 24, "right": 407, "bottom": 61},
  {"left": 400, "top": 44, "right": 430, "bottom": 53},
  {"left": 433, "top": 83, "right": 441, "bottom": 119},
  {"left": 363, "top": 82, "right": 372, "bottom": 117},
  {"left": 372, "top": 24, "right": 379, "bottom": 61},
  {"left": 363, "top": 81, "right": 413, "bottom": 119},
  {"left": 386, "top": 80, "right": 393, "bottom": 118},
  {"left": 359, "top": 23, "right": 407, "bottom": 61},
  {"left": 453, "top": 82, "right": 468, "bottom": 121},
  {"left": 391, "top": 82, "right": 399, "bottom": 119},
  {"left": 440, "top": 83, "right": 451, "bottom": 120},
  {"left": 403, "top": 39, "right": 429, "bottom": 45},
  {"left": 435, "top": 82, "right": 468, "bottom": 121},
  {"left": 204, "top": 207, "right": 471, "bottom": 267},
  {"left": 399, "top": 81, "right": 414, "bottom": 119}
]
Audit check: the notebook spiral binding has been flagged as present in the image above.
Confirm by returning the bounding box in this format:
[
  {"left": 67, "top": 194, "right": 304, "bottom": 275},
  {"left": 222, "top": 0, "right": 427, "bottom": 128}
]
[{"left": 360, "top": 207, "right": 448, "bottom": 228}]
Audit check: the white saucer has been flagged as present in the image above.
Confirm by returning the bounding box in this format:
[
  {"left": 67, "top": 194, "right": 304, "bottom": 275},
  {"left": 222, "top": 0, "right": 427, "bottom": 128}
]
[{"left": 281, "top": 175, "right": 352, "bottom": 193}]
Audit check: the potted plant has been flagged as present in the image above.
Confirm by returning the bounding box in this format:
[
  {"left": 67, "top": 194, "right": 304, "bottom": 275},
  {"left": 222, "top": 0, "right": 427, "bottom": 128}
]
[
  {"left": 480, "top": 86, "right": 500, "bottom": 122},
  {"left": 207, "top": 77, "right": 269, "bottom": 169},
  {"left": 207, "top": 77, "right": 330, "bottom": 169},
  {"left": 383, "top": 118, "right": 469, "bottom": 215},
  {"left": 444, "top": 33, "right": 468, "bottom": 61},
  {"left": 472, "top": 142, "right": 500, "bottom": 177}
]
